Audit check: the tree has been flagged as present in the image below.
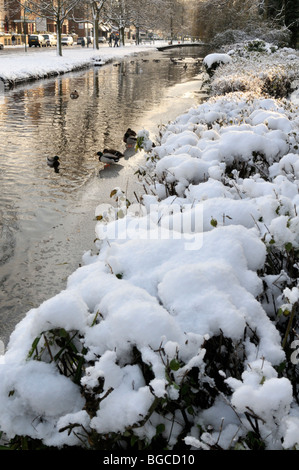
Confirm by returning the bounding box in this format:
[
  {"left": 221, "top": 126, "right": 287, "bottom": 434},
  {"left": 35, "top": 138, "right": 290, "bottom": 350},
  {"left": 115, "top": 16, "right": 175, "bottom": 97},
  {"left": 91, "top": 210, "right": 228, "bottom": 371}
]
[
  {"left": 72, "top": 0, "right": 107, "bottom": 50},
  {"left": 192, "top": 0, "right": 297, "bottom": 47},
  {"left": 22, "top": 0, "right": 82, "bottom": 55},
  {"left": 263, "top": 0, "right": 299, "bottom": 47},
  {"left": 101, "top": 0, "right": 193, "bottom": 45},
  {"left": 101, "top": 0, "right": 134, "bottom": 46},
  {"left": 122, "top": 0, "right": 163, "bottom": 44}
]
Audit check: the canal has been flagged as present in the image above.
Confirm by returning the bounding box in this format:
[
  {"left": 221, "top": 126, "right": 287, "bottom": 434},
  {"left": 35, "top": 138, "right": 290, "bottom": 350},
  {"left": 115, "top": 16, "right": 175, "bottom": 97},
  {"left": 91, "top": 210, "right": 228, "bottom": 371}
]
[{"left": 0, "top": 46, "right": 209, "bottom": 346}]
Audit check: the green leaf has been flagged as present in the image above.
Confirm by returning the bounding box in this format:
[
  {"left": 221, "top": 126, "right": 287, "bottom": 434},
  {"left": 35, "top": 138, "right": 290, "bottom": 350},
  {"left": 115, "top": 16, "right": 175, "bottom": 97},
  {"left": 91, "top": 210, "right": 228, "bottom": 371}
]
[
  {"left": 169, "top": 359, "right": 180, "bottom": 371},
  {"left": 130, "top": 435, "right": 139, "bottom": 447},
  {"left": 210, "top": 218, "right": 218, "bottom": 227},
  {"left": 27, "top": 335, "right": 42, "bottom": 359},
  {"left": 156, "top": 423, "right": 165, "bottom": 435},
  {"left": 260, "top": 375, "right": 266, "bottom": 385}
]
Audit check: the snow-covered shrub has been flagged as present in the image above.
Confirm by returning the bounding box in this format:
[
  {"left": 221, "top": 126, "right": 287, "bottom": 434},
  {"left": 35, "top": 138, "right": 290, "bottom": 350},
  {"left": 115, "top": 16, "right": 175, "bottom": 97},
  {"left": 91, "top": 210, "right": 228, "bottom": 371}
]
[
  {"left": 212, "top": 27, "right": 291, "bottom": 49},
  {"left": 212, "top": 29, "right": 253, "bottom": 48},
  {"left": 245, "top": 39, "right": 270, "bottom": 53},
  {"left": 202, "top": 53, "right": 232, "bottom": 77},
  {"left": 206, "top": 43, "right": 299, "bottom": 98}
]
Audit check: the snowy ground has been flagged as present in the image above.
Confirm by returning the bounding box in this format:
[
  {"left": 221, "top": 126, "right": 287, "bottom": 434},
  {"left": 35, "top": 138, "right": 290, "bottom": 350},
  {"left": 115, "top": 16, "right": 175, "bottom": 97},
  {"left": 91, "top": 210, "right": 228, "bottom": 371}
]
[{"left": 0, "top": 41, "right": 299, "bottom": 450}]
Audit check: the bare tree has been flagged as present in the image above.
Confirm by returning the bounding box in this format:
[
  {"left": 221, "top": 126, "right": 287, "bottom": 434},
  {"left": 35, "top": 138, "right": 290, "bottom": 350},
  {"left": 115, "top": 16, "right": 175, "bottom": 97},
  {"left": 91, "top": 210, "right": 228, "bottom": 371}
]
[
  {"left": 19, "top": 0, "right": 82, "bottom": 55},
  {"left": 103, "top": 0, "right": 192, "bottom": 44},
  {"left": 192, "top": 0, "right": 264, "bottom": 42},
  {"left": 261, "top": 0, "right": 299, "bottom": 46},
  {"left": 72, "top": 0, "right": 107, "bottom": 49}
]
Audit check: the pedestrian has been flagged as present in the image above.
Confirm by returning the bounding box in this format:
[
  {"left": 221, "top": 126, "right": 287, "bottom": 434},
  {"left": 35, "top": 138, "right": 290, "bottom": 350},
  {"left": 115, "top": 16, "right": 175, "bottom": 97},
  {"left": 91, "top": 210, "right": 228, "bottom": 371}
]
[
  {"left": 81, "top": 37, "right": 85, "bottom": 47},
  {"left": 11, "top": 34, "right": 16, "bottom": 46},
  {"left": 114, "top": 34, "right": 119, "bottom": 47},
  {"left": 109, "top": 33, "right": 113, "bottom": 47}
]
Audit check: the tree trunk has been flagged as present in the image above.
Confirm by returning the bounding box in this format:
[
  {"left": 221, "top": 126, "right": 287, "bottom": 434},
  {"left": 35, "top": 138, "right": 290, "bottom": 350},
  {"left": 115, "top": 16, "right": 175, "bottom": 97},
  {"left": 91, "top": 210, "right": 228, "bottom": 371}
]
[
  {"left": 94, "top": 15, "right": 99, "bottom": 49},
  {"left": 120, "top": 26, "right": 125, "bottom": 46},
  {"left": 56, "top": 19, "right": 62, "bottom": 56}
]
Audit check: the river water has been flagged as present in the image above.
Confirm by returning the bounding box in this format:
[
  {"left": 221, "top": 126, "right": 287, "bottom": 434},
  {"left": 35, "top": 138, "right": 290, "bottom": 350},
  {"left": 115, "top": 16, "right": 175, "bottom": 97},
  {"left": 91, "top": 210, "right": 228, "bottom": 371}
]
[{"left": 0, "top": 46, "right": 209, "bottom": 346}]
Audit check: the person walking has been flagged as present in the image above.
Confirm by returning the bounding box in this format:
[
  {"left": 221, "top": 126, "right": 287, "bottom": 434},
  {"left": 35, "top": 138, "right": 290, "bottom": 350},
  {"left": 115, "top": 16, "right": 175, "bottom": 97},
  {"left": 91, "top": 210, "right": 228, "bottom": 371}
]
[
  {"left": 114, "top": 34, "right": 119, "bottom": 47},
  {"left": 11, "top": 35, "right": 16, "bottom": 46}
]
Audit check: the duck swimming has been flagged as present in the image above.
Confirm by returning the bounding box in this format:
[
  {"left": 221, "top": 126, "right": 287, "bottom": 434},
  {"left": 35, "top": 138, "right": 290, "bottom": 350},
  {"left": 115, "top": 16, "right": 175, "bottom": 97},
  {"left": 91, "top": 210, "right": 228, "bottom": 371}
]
[
  {"left": 123, "top": 128, "right": 137, "bottom": 148},
  {"left": 70, "top": 90, "right": 79, "bottom": 99},
  {"left": 47, "top": 155, "right": 60, "bottom": 168},
  {"left": 97, "top": 149, "right": 124, "bottom": 167}
]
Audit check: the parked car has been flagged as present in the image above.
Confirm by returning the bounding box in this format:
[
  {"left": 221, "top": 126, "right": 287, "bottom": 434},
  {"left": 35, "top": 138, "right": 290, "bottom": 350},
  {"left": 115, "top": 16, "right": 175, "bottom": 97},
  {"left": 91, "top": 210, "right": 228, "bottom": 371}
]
[
  {"left": 61, "top": 36, "right": 74, "bottom": 46},
  {"left": 77, "top": 37, "right": 87, "bottom": 45},
  {"left": 42, "top": 34, "right": 57, "bottom": 47},
  {"left": 28, "top": 34, "right": 47, "bottom": 47},
  {"left": 98, "top": 36, "right": 106, "bottom": 43}
]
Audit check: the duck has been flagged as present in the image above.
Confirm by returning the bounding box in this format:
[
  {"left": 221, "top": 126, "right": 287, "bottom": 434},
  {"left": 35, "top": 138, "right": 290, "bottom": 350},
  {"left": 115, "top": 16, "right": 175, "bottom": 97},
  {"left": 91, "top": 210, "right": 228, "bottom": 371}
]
[
  {"left": 70, "top": 90, "right": 79, "bottom": 99},
  {"left": 123, "top": 128, "right": 137, "bottom": 148},
  {"left": 97, "top": 149, "right": 124, "bottom": 166},
  {"left": 47, "top": 155, "right": 60, "bottom": 168}
]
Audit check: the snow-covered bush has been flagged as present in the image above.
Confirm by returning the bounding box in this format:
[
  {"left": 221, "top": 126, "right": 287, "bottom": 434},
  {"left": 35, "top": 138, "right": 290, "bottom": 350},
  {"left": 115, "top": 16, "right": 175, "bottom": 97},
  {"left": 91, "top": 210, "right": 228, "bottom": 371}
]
[
  {"left": 0, "top": 45, "right": 299, "bottom": 451},
  {"left": 212, "top": 27, "right": 291, "bottom": 49},
  {"left": 202, "top": 53, "right": 232, "bottom": 77},
  {"left": 205, "top": 44, "right": 299, "bottom": 98}
]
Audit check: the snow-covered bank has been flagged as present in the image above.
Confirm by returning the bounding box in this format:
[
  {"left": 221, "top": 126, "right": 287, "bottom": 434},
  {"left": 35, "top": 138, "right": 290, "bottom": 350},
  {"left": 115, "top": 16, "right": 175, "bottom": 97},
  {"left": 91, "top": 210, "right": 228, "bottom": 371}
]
[
  {"left": 0, "top": 41, "right": 299, "bottom": 450},
  {"left": 0, "top": 43, "right": 161, "bottom": 86}
]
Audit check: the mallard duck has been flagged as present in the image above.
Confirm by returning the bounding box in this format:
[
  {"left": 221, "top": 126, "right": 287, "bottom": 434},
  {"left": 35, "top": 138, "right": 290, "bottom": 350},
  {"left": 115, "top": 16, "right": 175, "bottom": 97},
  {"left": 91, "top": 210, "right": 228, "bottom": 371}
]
[
  {"left": 123, "top": 128, "right": 137, "bottom": 148},
  {"left": 70, "top": 90, "right": 79, "bottom": 99},
  {"left": 97, "top": 149, "right": 124, "bottom": 166},
  {"left": 47, "top": 155, "right": 60, "bottom": 168}
]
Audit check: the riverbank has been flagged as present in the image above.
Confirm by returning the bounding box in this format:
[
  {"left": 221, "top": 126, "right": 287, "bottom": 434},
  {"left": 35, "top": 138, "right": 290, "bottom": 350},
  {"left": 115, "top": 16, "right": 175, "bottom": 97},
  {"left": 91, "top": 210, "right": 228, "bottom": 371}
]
[
  {"left": 0, "top": 40, "right": 299, "bottom": 450},
  {"left": 0, "top": 41, "right": 187, "bottom": 88}
]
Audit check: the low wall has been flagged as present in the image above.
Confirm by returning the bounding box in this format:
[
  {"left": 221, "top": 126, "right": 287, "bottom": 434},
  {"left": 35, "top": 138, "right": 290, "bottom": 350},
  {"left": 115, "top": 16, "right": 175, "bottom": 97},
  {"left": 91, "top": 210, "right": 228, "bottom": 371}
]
[{"left": 0, "top": 34, "right": 23, "bottom": 46}]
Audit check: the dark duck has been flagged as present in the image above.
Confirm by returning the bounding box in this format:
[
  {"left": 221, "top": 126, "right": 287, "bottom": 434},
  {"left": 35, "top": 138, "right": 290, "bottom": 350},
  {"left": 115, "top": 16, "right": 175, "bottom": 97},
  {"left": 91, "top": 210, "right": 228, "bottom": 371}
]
[{"left": 123, "top": 128, "right": 137, "bottom": 148}]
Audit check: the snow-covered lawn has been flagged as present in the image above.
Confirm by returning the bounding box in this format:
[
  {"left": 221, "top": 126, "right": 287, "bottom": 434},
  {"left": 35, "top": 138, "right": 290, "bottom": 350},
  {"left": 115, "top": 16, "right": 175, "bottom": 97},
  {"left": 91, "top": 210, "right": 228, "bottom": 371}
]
[{"left": 0, "top": 40, "right": 299, "bottom": 450}]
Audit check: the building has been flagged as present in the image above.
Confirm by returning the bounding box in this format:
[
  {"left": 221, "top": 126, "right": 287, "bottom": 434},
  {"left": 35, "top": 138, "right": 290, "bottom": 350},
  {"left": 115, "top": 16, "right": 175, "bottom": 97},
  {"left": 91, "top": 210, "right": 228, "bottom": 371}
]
[
  {"left": 0, "top": 0, "right": 9, "bottom": 33},
  {"left": 0, "top": 0, "right": 70, "bottom": 40}
]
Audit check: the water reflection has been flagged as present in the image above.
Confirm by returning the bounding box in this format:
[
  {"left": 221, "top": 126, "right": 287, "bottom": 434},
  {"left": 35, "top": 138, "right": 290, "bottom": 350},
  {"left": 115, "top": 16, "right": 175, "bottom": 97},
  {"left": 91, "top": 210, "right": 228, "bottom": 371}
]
[{"left": 0, "top": 46, "right": 209, "bottom": 344}]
